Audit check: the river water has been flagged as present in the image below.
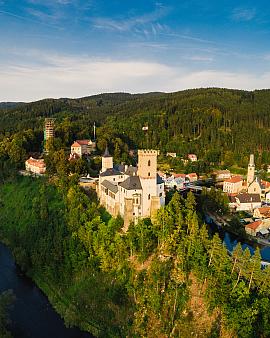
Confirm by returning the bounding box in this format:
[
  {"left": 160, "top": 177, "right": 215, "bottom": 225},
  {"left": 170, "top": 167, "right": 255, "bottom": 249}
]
[
  {"left": 0, "top": 242, "right": 93, "bottom": 338},
  {"left": 222, "top": 231, "right": 270, "bottom": 262}
]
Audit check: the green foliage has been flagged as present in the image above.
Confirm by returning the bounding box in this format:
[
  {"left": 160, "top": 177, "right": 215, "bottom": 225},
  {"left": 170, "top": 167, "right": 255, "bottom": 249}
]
[
  {"left": 1, "top": 174, "right": 270, "bottom": 337},
  {"left": 0, "top": 290, "right": 15, "bottom": 338}
]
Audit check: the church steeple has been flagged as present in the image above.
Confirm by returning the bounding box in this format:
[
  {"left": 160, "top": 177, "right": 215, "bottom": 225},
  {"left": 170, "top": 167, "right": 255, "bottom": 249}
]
[{"left": 247, "top": 154, "right": 255, "bottom": 185}]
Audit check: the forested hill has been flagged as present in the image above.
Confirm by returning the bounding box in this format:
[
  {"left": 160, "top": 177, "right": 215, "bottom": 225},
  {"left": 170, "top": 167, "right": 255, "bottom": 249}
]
[{"left": 1, "top": 88, "right": 270, "bottom": 167}]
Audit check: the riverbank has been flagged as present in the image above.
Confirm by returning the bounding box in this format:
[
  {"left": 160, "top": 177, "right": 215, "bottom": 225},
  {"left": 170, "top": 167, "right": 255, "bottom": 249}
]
[
  {"left": 0, "top": 242, "right": 92, "bottom": 338},
  {"left": 0, "top": 176, "right": 133, "bottom": 337}
]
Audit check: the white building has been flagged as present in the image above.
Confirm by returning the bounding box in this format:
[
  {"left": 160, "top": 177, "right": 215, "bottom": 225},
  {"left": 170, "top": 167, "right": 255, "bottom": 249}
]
[
  {"left": 98, "top": 148, "right": 165, "bottom": 229},
  {"left": 223, "top": 176, "right": 243, "bottom": 194},
  {"left": 188, "top": 154, "right": 197, "bottom": 162},
  {"left": 235, "top": 193, "right": 261, "bottom": 212},
  {"left": 25, "top": 157, "right": 46, "bottom": 175},
  {"left": 70, "top": 139, "right": 96, "bottom": 158}
]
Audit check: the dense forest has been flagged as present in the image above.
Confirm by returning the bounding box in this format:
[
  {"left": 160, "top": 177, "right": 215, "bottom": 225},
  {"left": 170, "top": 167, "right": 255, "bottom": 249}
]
[
  {"left": 0, "top": 174, "right": 270, "bottom": 337},
  {"left": 1, "top": 88, "right": 270, "bottom": 169},
  {"left": 1, "top": 88, "right": 270, "bottom": 337}
]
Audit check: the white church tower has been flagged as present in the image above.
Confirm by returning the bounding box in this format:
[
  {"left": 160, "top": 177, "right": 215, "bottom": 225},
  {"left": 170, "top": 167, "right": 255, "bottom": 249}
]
[
  {"left": 138, "top": 149, "right": 159, "bottom": 217},
  {"left": 247, "top": 154, "right": 255, "bottom": 185}
]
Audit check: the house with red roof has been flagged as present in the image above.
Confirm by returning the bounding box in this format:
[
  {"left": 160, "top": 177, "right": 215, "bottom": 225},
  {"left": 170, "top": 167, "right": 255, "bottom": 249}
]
[
  {"left": 25, "top": 157, "right": 46, "bottom": 175},
  {"left": 245, "top": 219, "right": 270, "bottom": 236},
  {"left": 70, "top": 139, "right": 96, "bottom": 158},
  {"left": 223, "top": 176, "right": 243, "bottom": 194}
]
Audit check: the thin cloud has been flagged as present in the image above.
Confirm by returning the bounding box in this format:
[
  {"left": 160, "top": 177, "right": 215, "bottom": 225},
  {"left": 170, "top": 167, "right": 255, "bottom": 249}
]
[
  {"left": 231, "top": 7, "right": 256, "bottom": 22},
  {"left": 91, "top": 4, "right": 170, "bottom": 34},
  {"left": 0, "top": 9, "right": 60, "bottom": 28}
]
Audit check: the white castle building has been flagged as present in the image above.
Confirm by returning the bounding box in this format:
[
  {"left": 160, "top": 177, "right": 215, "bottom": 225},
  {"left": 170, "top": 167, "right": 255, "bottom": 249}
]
[{"left": 98, "top": 148, "right": 165, "bottom": 229}]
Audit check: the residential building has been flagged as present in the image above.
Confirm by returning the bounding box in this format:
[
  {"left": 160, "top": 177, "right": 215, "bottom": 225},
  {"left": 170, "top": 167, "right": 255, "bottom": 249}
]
[
  {"left": 166, "top": 152, "right": 177, "bottom": 158},
  {"left": 223, "top": 176, "right": 243, "bottom": 194},
  {"left": 213, "top": 169, "right": 231, "bottom": 181},
  {"left": 188, "top": 154, "right": 197, "bottom": 162},
  {"left": 186, "top": 173, "right": 198, "bottom": 183},
  {"left": 235, "top": 193, "right": 261, "bottom": 211},
  {"left": 70, "top": 139, "right": 96, "bottom": 158},
  {"left": 98, "top": 148, "right": 165, "bottom": 229},
  {"left": 253, "top": 207, "right": 270, "bottom": 219},
  {"left": 25, "top": 157, "right": 46, "bottom": 175},
  {"left": 245, "top": 219, "right": 270, "bottom": 236}
]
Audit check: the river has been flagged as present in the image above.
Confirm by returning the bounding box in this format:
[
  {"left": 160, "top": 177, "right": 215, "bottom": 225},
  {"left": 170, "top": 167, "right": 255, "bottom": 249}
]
[{"left": 0, "top": 242, "right": 93, "bottom": 338}]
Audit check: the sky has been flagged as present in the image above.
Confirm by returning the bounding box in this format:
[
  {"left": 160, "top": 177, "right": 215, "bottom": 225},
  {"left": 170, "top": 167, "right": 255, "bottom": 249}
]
[{"left": 1, "top": 0, "right": 270, "bottom": 101}]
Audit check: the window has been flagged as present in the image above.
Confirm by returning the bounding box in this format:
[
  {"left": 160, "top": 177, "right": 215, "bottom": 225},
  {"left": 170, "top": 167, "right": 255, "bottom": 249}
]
[
  {"left": 159, "top": 193, "right": 162, "bottom": 197},
  {"left": 148, "top": 160, "right": 151, "bottom": 166},
  {"left": 148, "top": 194, "right": 151, "bottom": 200},
  {"left": 148, "top": 172, "right": 150, "bottom": 177}
]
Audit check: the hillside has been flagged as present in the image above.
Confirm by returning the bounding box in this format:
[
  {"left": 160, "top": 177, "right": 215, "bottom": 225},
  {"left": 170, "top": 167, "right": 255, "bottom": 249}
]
[{"left": 1, "top": 88, "right": 270, "bottom": 167}]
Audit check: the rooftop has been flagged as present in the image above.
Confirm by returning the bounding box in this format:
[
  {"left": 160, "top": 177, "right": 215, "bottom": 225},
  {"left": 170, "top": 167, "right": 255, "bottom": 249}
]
[
  {"left": 100, "top": 168, "right": 122, "bottom": 177},
  {"left": 236, "top": 193, "right": 261, "bottom": 203},
  {"left": 119, "top": 176, "right": 142, "bottom": 190},
  {"left": 101, "top": 180, "right": 118, "bottom": 194},
  {"left": 246, "top": 220, "right": 262, "bottom": 230},
  {"left": 224, "top": 176, "right": 242, "bottom": 184}
]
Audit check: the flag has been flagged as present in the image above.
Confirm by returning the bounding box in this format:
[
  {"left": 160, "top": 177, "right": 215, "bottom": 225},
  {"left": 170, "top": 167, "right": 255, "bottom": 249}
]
[{"left": 142, "top": 126, "right": 148, "bottom": 131}]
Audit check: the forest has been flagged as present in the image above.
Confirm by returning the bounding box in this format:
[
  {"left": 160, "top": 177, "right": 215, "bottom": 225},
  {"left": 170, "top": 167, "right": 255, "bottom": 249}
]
[
  {"left": 1, "top": 88, "right": 270, "bottom": 170},
  {"left": 1, "top": 88, "right": 270, "bottom": 337},
  {"left": 0, "top": 172, "right": 270, "bottom": 337}
]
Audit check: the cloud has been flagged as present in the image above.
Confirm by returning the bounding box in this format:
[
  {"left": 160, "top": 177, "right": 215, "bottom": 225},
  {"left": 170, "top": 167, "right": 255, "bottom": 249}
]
[
  {"left": 231, "top": 7, "right": 256, "bottom": 22},
  {"left": 91, "top": 4, "right": 170, "bottom": 35},
  {"left": 0, "top": 50, "right": 269, "bottom": 102}
]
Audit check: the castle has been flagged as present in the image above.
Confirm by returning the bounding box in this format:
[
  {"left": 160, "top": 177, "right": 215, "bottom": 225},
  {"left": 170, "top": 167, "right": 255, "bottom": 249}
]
[{"left": 98, "top": 148, "right": 165, "bottom": 229}]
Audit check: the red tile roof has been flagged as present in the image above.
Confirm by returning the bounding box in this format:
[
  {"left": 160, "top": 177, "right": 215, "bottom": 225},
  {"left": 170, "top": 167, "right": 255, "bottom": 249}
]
[
  {"left": 246, "top": 220, "right": 262, "bottom": 230},
  {"left": 256, "top": 207, "right": 270, "bottom": 217},
  {"left": 71, "top": 140, "right": 90, "bottom": 147},
  {"left": 25, "top": 157, "right": 46, "bottom": 168},
  {"left": 174, "top": 173, "right": 186, "bottom": 178},
  {"left": 224, "top": 176, "right": 242, "bottom": 184},
  {"left": 262, "top": 180, "right": 270, "bottom": 188},
  {"left": 187, "top": 173, "right": 197, "bottom": 177}
]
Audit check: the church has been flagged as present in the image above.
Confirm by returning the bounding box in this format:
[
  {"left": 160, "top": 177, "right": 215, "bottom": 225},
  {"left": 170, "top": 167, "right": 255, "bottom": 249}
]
[{"left": 98, "top": 148, "right": 165, "bottom": 229}]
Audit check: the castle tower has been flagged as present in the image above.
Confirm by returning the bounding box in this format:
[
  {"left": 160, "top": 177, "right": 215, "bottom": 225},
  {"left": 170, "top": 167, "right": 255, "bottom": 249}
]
[
  {"left": 101, "top": 146, "right": 113, "bottom": 172},
  {"left": 138, "top": 149, "right": 159, "bottom": 217},
  {"left": 44, "top": 118, "right": 55, "bottom": 152},
  {"left": 247, "top": 154, "right": 255, "bottom": 185}
]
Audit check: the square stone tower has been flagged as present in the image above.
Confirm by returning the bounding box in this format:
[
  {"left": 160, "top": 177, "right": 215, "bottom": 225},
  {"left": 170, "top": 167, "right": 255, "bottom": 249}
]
[{"left": 138, "top": 150, "right": 160, "bottom": 217}]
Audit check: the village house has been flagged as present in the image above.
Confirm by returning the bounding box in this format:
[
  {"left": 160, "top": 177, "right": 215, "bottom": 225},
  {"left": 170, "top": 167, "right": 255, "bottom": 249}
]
[
  {"left": 98, "top": 148, "right": 165, "bottom": 229},
  {"left": 186, "top": 173, "right": 198, "bottom": 183},
  {"left": 166, "top": 152, "right": 177, "bottom": 158},
  {"left": 223, "top": 176, "right": 243, "bottom": 194},
  {"left": 213, "top": 169, "right": 231, "bottom": 181},
  {"left": 70, "top": 139, "right": 96, "bottom": 158},
  {"left": 253, "top": 207, "right": 270, "bottom": 219},
  {"left": 188, "top": 154, "right": 197, "bottom": 162},
  {"left": 234, "top": 193, "right": 261, "bottom": 212},
  {"left": 245, "top": 219, "right": 270, "bottom": 236},
  {"left": 25, "top": 157, "right": 46, "bottom": 175}
]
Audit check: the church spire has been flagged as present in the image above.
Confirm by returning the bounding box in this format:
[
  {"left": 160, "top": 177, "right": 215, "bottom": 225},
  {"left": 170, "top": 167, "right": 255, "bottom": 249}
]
[
  {"left": 103, "top": 146, "right": 110, "bottom": 158},
  {"left": 249, "top": 154, "right": 255, "bottom": 167},
  {"left": 247, "top": 153, "right": 255, "bottom": 185}
]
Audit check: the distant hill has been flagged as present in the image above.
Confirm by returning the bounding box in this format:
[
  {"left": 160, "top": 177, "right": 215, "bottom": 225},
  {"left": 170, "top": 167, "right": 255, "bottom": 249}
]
[
  {"left": 0, "top": 102, "right": 24, "bottom": 109},
  {"left": 1, "top": 88, "right": 270, "bottom": 165}
]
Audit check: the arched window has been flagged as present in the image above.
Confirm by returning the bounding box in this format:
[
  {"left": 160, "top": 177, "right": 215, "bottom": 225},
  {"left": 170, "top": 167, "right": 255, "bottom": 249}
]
[
  {"left": 148, "top": 160, "right": 151, "bottom": 166},
  {"left": 148, "top": 172, "right": 150, "bottom": 177},
  {"left": 148, "top": 194, "right": 151, "bottom": 200}
]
